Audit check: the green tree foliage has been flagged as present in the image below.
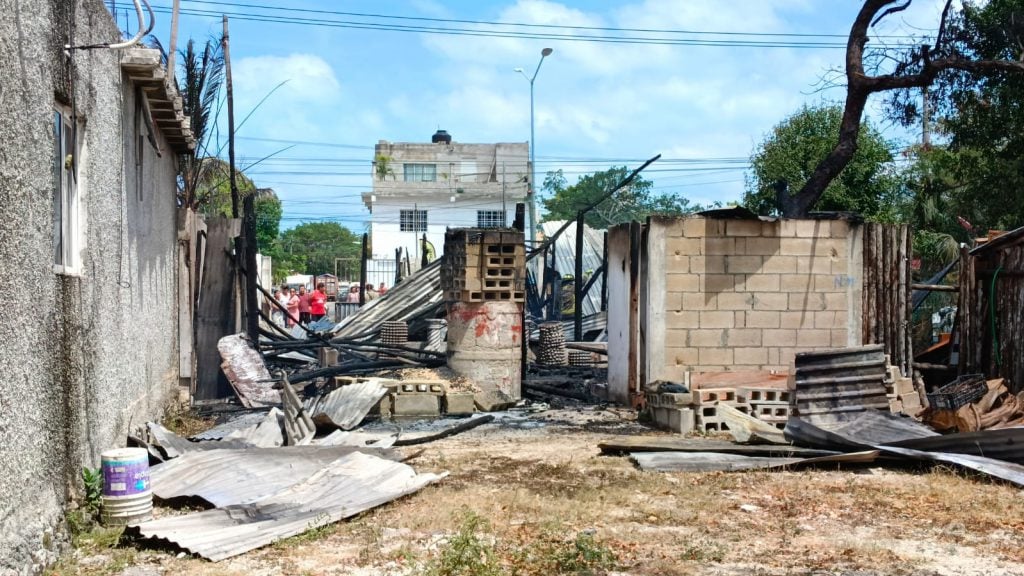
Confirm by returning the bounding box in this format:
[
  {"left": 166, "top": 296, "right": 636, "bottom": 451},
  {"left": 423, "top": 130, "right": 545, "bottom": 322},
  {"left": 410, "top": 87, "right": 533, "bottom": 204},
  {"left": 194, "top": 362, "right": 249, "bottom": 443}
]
[
  {"left": 273, "top": 222, "right": 361, "bottom": 278},
  {"left": 744, "top": 104, "right": 903, "bottom": 220},
  {"left": 890, "top": 0, "right": 1024, "bottom": 231},
  {"left": 540, "top": 166, "right": 697, "bottom": 229},
  {"left": 192, "top": 157, "right": 256, "bottom": 217},
  {"left": 253, "top": 189, "right": 282, "bottom": 252}
]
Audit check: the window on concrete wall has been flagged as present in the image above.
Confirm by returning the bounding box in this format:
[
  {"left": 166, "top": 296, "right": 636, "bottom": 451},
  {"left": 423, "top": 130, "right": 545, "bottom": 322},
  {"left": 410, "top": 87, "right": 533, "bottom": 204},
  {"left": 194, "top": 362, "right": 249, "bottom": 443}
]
[
  {"left": 477, "top": 210, "right": 506, "bottom": 228},
  {"left": 403, "top": 163, "right": 437, "bottom": 182},
  {"left": 53, "top": 105, "right": 84, "bottom": 275},
  {"left": 400, "top": 209, "right": 428, "bottom": 232}
]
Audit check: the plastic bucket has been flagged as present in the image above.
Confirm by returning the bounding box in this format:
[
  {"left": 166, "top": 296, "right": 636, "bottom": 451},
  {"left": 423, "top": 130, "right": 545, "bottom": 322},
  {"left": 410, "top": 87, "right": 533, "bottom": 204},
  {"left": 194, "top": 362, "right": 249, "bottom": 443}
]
[{"left": 100, "top": 448, "right": 153, "bottom": 526}]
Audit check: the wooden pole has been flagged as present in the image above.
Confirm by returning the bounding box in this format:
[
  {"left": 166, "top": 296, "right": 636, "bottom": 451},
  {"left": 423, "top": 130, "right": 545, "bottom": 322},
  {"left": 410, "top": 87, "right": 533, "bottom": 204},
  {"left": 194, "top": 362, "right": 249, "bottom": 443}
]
[
  {"left": 574, "top": 212, "right": 584, "bottom": 341},
  {"left": 222, "top": 16, "right": 239, "bottom": 218},
  {"left": 359, "top": 233, "right": 368, "bottom": 305},
  {"left": 167, "top": 0, "right": 180, "bottom": 77},
  {"left": 243, "top": 193, "right": 259, "bottom": 340},
  {"left": 601, "top": 230, "right": 608, "bottom": 312}
]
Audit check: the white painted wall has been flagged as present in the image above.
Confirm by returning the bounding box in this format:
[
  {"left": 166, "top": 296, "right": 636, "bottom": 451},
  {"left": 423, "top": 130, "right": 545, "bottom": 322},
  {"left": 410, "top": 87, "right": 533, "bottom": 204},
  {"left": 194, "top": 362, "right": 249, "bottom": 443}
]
[{"left": 369, "top": 194, "right": 515, "bottom": 260}]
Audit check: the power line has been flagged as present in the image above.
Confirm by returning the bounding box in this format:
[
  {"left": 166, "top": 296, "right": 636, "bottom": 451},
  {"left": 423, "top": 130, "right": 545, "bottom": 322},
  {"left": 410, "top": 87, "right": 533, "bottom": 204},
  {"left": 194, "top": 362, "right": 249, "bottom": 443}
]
[
  {"left": 158, "top": 0, "right": 929, "bottom": 47},
  {"left": 150, "top": 4, "right": 864, "bottom": 49}
]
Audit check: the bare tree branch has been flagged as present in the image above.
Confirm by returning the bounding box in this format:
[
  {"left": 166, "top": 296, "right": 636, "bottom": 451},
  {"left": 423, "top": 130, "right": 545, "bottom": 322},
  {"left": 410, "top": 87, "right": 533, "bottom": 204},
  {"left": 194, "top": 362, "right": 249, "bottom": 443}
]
[{"left": 780, "top": 0, "right": 1024, "bottom": 216}]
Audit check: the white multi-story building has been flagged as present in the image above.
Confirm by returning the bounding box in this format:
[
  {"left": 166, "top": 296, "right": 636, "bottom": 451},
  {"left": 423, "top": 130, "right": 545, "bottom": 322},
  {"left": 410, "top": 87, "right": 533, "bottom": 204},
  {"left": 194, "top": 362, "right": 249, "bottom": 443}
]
[{"left": 362, "top": 131, "right": 529, "bottom": 275}]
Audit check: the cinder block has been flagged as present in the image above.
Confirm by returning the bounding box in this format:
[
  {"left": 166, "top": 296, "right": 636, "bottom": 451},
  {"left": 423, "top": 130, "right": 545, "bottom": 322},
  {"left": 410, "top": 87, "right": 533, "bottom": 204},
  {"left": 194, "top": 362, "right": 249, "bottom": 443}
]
[
  {"left": 695, "top": 388, "right": 737, "bottom": 405},
  {"left": 683, "top": 292, "right": 718, "bottom": 311},
  {"left": 682, "top": 218, "right": 706, "bottom": 238},
  {"left": 666, "top": 346, "right": 698, "bottom": 366},
  {"left": 666, "top": 273, "right": 700, "bottom": 292},
  {"left": 734, "top": 347, "right": 768, "bottom": 365},
  {"left": 894, "top": 377, "right": 916, "bottom": 396},
  {"left": 666, "top": 310, "right": 700, "bottom": 329},
  {"left": 726, "top": 256, "right": 763, "bottom": 273},
  {"left": 741, "top": 273, "right": 781, "bottom": 292},
  {"left": 370, "top": 394, "right": 393, "bottom": 417},
  {"left": 752, "top": 293, "right": 788, "bottom": 311},
  {"left": 889, "top": 397, "right": 904, "bottom": 414},
  {"left": 739, "top": 388, "right": 791, "bottom": 404},
  {"left": 761, "top": 256, "right": 797, "bottom": 274},
  {"left": 726, "top": 220, "right": 763, "bottom": 237},
  {"left": 474, "top": 389, "right": 515, "bottom": 412},
  {"left": 697, "top": 347, "right": 733, "bottom": 366},
  {"left": 662, "top": 392, "right": 694, "bottom": 406},
  {"left": 699, "top": 311, "right": 734, "bottom": 328},
  {"left": 763, "top": 329, "right": 797, "bottom": 346},
  {"left": 796, "top": 329, "right": 831, "bottom": 347},
  {"left": 725, "top": 328, "right": 762, "bottom": 347},
  {"left": 666, "top": 237, "right": 702, "bottom": 256},
  {"left": 668, "top": 408, "right": 695, "bottom": 433},
  {"left": 705, "top": 237, "right": 736, "bottom": 255},
  {"left": 319, "top": 347, "right": 339, "bottom": 367},
  {"left": 779, "top": 238, "right": 814, "bottom": 256},
  {"left": 392, "top": 393, "right": 440, "bottom": 417},
  {"left": 443, "top": 392, "right": 476, "bottom": 415}
]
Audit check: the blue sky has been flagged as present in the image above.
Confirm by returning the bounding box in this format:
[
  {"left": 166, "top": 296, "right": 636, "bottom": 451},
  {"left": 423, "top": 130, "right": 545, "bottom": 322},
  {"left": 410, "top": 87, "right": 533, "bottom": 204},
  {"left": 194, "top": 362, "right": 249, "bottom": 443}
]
[{"left": 140, "top": 0, "right": 949, "bottom": 231}]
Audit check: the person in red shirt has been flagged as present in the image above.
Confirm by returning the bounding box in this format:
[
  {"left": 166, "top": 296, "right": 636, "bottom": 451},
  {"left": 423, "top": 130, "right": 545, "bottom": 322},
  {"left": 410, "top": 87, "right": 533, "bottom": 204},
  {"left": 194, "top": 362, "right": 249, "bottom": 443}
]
[
  {"left": 310, "top": 283, "right": 328, "bottom": 321},
  {"left": 297, "top": 285, "right": 312, "bottom": 325}
]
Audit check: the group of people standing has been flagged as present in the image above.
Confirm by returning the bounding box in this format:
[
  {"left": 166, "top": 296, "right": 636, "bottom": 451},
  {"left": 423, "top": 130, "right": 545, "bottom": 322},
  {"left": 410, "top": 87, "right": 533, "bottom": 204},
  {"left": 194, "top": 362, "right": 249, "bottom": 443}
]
[
  {"left": 272, "top": 283, "right": 328, "bottom": 327},
  {"left": 344, "top": 283, "right": 388, "bottom": 303}
]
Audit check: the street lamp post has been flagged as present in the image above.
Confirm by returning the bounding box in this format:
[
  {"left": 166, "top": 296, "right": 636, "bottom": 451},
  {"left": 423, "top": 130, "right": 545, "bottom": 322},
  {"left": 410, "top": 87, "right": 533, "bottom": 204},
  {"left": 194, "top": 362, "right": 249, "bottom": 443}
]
[{"left": 515, "top": 47, "right": 553, "bottom": 247}]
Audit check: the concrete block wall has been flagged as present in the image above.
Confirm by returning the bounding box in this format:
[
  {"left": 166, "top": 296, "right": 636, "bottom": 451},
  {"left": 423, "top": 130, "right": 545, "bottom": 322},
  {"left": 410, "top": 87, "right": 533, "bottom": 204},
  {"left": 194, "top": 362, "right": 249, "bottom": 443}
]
[{"left": 651, "top": 216, "right": 862, "bottom": 381}]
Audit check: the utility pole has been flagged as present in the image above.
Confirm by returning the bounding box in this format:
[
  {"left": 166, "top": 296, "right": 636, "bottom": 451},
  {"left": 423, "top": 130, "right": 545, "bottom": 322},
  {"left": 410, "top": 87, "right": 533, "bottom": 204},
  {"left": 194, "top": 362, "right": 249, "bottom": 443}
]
[
  {"left": 223, "top": 15, "right": 239, "bottom": 218},
  {"left": 167, "top": 0, "right": 180, "bottom": 77}
]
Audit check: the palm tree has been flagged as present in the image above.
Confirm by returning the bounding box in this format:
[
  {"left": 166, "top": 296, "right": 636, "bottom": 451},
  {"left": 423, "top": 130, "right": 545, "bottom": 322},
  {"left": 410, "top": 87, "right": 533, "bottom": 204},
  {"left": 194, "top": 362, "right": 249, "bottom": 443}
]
[{"left": 177, "top": 37, "right": 225, "bottom": 209}]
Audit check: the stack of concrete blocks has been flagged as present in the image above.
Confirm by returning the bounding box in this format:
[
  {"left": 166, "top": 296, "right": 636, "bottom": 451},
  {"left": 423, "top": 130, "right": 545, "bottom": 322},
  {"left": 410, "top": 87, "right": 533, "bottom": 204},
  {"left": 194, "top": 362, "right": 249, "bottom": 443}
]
[
  {"left": 442, "top": 228, "right": 525, "bottom": 303},
  {"left": 737, "top": 387, "right": 792, "bottom": 430},
  {"left": 655, "top": 216, "right": 857, "bottom": 381},
  {"left": 692, "top": 388, "right": 749, "bottom": 432},
  {"left": 647, "top": 384, "right": 794, "bottom": 433},
  {"left": 884, "top": 364, "right": 924, "bottom": 415},
  {"left": 645, "top": 390, "right": 696, "bottom": 433},
  {"left": 337, "top": 376, "right": 476, "bottom": 418}
]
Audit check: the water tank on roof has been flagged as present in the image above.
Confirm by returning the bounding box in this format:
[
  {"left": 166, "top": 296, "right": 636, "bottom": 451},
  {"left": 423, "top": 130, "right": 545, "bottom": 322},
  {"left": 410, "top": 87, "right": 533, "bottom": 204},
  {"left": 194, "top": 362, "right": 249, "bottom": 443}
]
[{"left": 432, "top": 129, "right": 452, "bottom": 144}]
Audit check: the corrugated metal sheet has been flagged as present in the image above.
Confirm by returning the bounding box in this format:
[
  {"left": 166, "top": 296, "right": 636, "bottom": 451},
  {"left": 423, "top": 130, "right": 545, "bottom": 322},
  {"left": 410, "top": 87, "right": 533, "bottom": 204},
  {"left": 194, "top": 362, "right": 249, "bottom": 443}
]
[
  {"left": 630, "top": 450, "right": 881, "bottom": 472},
  {"left": 304, "top": 380, "right": 389, "bottom": 430},
  {"left": 597, "top": 437, "right": 840, "bottom": 458},
  {"left": 137, "top": 452, "right": 445, "bottom": 561},
  {"left": 889, "top": 427, "right": 1024, "bottom": 464},
  {"left": 331, "top": 260, "right": 445, "bottom": 339},
  {"left": 316, "top": 429, "right": 397, "bottom": 448},
  {"left": 793, "top": 345, "right": 890, "bottom": 424},
  {"left": 191, "top": 411, "right": 273, "bottom": 441},
  {"left": 541, "top": 221, "right": 604, "bottom": 317},
  {"left": 148, "top": 422, "right": 254, "bottom": 459},
  {"left": 784, "top": 415, "right": 1024, "bottom": 487},
  {"left": 219, "top": 408, "right": 284, "bottom": 447},
  {"left": 148, "top": 446, "right": 400, "bottom": 506}
]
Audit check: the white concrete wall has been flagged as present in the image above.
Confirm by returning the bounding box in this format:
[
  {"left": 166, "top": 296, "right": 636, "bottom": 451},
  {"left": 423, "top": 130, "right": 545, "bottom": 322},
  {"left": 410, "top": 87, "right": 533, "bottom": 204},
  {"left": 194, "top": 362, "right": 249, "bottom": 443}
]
[{"left": 369, "top": 196, "right": 515, "bottom": 260}]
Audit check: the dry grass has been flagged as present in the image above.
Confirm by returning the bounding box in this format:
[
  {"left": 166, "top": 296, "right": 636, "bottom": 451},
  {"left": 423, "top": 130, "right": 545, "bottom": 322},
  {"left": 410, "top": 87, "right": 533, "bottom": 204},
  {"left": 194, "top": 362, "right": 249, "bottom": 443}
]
[{"left": 57, "top": 410, "right": 1024, "bottom": 575}]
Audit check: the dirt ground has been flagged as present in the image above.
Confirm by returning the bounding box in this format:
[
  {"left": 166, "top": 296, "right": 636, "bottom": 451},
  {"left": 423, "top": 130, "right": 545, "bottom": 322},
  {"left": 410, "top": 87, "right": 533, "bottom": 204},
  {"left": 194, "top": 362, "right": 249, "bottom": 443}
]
[{"left": 52, "top": 403, "right": 1024, "bottom": 576}]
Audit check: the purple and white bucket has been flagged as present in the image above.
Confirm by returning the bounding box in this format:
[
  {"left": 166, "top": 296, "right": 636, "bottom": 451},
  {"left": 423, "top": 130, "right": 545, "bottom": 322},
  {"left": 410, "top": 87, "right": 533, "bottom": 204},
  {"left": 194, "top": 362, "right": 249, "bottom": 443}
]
[{"left": 100, "top": 447, "right": 152, "bottom": 526}]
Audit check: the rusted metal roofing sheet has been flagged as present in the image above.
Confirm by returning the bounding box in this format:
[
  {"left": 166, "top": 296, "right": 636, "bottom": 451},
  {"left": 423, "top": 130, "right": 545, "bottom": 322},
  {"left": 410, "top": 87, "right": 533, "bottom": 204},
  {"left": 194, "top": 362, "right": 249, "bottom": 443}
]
[
  {"left": 137, "top": 452, "right": 445, "bottom": 561},
  {"left": 149, "top": 446, "right": 400, "bottom": 507},
  {"left": 218, "top": 333, "right": 280, "bottom": 408},
  {"left": 304, "top": 380, "right": 389, "bottom": 430}
]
